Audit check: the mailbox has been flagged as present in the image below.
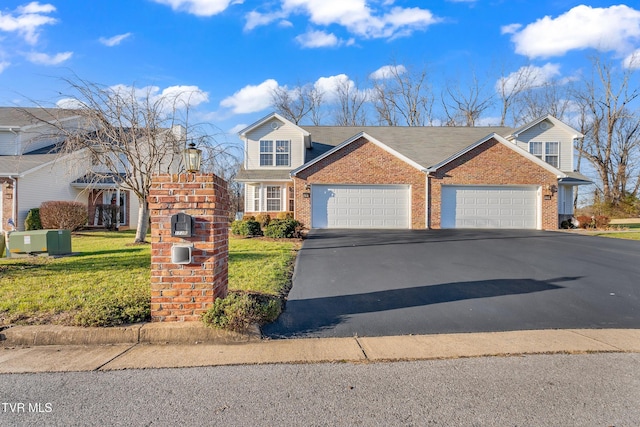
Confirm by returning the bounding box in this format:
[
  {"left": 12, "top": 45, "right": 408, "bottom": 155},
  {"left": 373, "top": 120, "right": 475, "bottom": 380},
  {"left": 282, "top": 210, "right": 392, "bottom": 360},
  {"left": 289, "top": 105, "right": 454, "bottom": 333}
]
[
  {"left": 171, "top": 244, "right": 193, "bottom": 264},
  {"left": 171, "top": 213, "right": 194, "bottom": 237}
]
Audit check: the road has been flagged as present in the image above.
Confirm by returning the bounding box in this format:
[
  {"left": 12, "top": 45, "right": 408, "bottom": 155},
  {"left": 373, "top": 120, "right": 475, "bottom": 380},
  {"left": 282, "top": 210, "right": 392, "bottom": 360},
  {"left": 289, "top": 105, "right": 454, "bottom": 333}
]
[{"left": 2, "top": 353, "right": 639, "bottom": 426}]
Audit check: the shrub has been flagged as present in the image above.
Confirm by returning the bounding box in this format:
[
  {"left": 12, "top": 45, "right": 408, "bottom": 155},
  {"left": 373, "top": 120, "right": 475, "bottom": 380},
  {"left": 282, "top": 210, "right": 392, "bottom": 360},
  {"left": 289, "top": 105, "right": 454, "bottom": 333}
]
[
  {"left": 242, "top": 214, "right": 256, "bottom": 221},
  {"left": 255, "top": 213, "right": 271, "bottom": 227},
  {"left": 231, "top": 219, "right": 262, "bottom": 236},
  {"left": 276, "top": 211, "right": 294, "bottom": 220},
  {"left": 576, "top": 215, "right": 594, "bottom": 229},
  {"left": 40, "top": 201, "right": 87, "bottom": 231},
  {"left": 595, "top": 215, "right": 610, "bottom": 229},
  {"left": 24, "top": 208, "right": 42, "bottom": 230},
  {"left": 74, "top": 288, "right": 151, "bottom": 327},
  {"left": 201, "top": 292, "right": 281, "bottom": 331},
  {"left": 263, "top": 218, "right": 301, "bottom": 238}
]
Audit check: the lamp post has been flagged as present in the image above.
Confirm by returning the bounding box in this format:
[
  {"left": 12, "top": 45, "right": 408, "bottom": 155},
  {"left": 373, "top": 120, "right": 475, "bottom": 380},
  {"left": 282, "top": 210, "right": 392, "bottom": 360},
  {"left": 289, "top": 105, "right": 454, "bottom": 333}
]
[{"left": 183, "top": 142, "right": 202, "bottom": 173}]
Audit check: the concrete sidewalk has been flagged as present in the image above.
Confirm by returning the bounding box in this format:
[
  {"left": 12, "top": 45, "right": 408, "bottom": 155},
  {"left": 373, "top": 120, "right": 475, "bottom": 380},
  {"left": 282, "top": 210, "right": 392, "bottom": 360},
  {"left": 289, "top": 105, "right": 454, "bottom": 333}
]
[{"left": 1, "top": 324, "right": 639, "bottom": 374}]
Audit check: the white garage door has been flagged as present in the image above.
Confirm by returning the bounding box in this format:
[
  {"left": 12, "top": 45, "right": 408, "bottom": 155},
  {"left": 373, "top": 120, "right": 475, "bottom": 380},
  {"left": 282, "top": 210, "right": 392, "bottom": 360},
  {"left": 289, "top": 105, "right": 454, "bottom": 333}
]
[
  {"left": 441, "top": 186, "right": 538, "bottom": 229},
  {"left": 312, "top": 184, "right": 410, "bottom": 229}
]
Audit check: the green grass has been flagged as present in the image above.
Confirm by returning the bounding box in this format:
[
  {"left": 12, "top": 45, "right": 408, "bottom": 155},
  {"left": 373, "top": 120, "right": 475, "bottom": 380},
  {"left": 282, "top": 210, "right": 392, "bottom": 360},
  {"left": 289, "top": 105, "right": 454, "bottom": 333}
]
[
  {"left": 0, "top": 231, "right": 299, "bottom": 326},
  {"left": 596, "top": 232, "right": 640, "bottom": 241}
]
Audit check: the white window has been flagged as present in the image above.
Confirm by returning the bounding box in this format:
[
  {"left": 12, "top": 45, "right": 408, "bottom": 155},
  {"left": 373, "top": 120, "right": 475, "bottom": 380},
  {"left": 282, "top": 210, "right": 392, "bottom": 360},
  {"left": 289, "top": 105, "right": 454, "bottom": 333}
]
[
  {"left": 266, "top": 186, "right": 281, "bottom": 211},
  {"left": 260, "top": 140, "right": 273, "bottom": 166},
  {"left": 276, "top": 140, "right": 290, "bottom": 166},
  {"left": 530, "top": 141, "right": 559, "bottom": 168},
  {"left": 259, "top": 140, "right": 290, "bottom": 167}
]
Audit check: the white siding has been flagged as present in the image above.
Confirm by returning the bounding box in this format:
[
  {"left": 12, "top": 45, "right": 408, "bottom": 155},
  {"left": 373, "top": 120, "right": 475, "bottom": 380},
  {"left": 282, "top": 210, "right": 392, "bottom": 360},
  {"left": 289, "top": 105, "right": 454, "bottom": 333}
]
[
  {"left": 244, "top": 118, "right": 305, "bottom": 170},
  {"left": 0, "top": 131, "right": 18, "bottom": 156},
  {"left": 514, "top": 120, "right": 574, "bottom": 172},
  {"left": 17, "top": 151, "right": 87, "bottom": 231}
]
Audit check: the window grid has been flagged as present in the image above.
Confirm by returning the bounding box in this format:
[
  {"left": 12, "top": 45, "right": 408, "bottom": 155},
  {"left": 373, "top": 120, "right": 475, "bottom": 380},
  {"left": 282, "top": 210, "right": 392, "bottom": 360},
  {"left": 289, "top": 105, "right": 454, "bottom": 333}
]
[
  {"left": 275, "top": 140, "right": 290, "bottom": 166},
  {"left": 266, "top": 186, "right": 281, "bottom": 211},
  {"left": 253, "top": 186, "right": 260, "bottom": 212},
  {"left": 260, "top": 140, "right": 273, "bottom": 166},
  {"left": 530, "top": 141, "right": 559, "bottom": 168}
]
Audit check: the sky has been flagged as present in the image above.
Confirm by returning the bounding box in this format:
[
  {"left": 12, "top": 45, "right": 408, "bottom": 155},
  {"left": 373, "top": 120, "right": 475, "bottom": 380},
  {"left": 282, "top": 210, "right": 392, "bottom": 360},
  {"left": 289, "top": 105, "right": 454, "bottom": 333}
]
[{"left": 1, "top": 0, "right": 640, "bottom": 148}]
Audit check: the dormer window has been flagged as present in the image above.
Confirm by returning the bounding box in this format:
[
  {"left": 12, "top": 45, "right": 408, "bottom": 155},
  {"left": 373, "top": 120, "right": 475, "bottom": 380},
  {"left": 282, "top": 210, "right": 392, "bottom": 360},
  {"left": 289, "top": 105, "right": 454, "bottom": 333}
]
[
  {"left": 529, "top": 141, "right": 559, "bottom": 168},
  {"left": 260, "top": 139, "right": 290, "bottom": 167}
]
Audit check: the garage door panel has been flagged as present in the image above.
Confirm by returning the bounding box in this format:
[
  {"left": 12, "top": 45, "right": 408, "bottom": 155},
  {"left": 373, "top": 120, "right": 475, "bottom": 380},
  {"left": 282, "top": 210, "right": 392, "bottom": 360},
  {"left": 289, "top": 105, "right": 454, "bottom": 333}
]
[
  {"left": 312, "top": 184, "right": 410, "bottom": 229},
  {"left": 442, "top": 185, "right": 538, "bottom": 229}
]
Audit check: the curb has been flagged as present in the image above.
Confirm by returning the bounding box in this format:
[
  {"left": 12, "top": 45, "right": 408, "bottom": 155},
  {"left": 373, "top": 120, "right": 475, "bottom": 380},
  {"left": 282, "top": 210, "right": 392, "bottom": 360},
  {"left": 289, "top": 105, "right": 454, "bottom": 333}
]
[{"left": 0, "top": 323, "right": 261, "bottom": 346}]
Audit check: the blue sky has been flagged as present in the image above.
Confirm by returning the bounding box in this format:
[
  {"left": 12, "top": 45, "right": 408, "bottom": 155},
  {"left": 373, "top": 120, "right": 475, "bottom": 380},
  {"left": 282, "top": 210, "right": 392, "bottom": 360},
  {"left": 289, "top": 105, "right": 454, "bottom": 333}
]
[{"left": 1, "top": 0, "right": 639, "bottom": 145}]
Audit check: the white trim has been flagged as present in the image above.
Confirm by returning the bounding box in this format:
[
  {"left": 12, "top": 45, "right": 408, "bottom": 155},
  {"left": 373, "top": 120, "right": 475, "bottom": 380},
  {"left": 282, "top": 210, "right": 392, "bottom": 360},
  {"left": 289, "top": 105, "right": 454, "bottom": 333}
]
[
  {"left": 507, "top": 114, "right": 584, "bottom": 140},
  {"left": 427, "top": 133, "right": 566, "bottom": 178},
  {"left": 238, "top": 112, "right": 310, "bottom": 138},
  {"left": 291, "top": 132, "right": 427, "bottom": 177}
]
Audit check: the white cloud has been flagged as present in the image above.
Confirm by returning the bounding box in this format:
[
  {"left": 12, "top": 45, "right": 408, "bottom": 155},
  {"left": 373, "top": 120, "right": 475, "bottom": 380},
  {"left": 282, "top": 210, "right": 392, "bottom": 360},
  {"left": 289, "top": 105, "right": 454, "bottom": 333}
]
[
  {"left": 495, "top": 63, "right": 562, "bottom": 94},
  {"left": 369, "top": 64, "right": 407, "bottom": 80},
  {"left": 26, "top": 51, "right": 72, "bottom": 65},
  {"left": 500, "top": 23, "right": 521, "bottom": 35},
  {"left": 244, "top": 10, "right": 288, "bottom": 31},
  {"left": 220, "top": 79, "right": 279, "bottom": 114},
  {"left": 109, "top": 84, "right": 209, "bottom": 108},
  {"left": 99, "top": 32, "right": 132, "bottom": 47},
  {"left": 0, "top": 60, "right": 10, "bottom": 73},
  {"left": 0, "top": 1, "right": 58, "bottom": 44},
  {"left": 151, "top": 0, "right": 243, "bottom": 17},
  {"left": 313, "top": 73, "right": 368, "bottom": 102},
  {"left": 623, "top": 50, "right": 640, "bottom": 70},
  {"left": 56, "top": 97, "right": 86, "bottom": 109},
  {"left": 506, "top": 5, "right": 640, "bottom": 59},
  {"left": 295, "top": 30, "right": 340, "bottom": 48},
  {"left": 248, "top": 0, "right": 440, "bottom": 41}
]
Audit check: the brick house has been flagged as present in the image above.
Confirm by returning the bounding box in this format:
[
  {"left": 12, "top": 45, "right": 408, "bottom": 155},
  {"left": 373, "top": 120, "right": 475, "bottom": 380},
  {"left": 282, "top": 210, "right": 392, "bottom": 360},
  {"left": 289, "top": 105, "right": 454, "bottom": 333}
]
[{"left": 237, "top": 112, "right": 591, "bottom": 230}]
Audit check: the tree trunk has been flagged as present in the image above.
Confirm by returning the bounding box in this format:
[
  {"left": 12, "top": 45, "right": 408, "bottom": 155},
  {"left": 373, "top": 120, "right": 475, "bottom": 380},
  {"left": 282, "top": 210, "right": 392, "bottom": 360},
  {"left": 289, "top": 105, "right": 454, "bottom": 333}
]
[{"left": 135, "top": 198, "right": 150, "bottom": 243}]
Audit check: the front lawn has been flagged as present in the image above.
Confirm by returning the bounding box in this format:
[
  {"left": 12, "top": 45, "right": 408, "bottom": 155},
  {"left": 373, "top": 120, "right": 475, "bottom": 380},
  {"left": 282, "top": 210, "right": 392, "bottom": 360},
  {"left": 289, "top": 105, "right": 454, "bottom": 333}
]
[{"left": 0, "top": 231, "right": 299, "bottom": 327}]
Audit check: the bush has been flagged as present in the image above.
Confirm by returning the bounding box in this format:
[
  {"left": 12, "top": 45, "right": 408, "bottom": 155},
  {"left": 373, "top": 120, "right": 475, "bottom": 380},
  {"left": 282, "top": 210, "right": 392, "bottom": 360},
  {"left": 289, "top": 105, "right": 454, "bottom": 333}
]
[
  {"left": 255, "top": 213, "right": 271, "bottom": 227},
  {"left": 74, "top": 288, "right": 151, "bottom": 327},
  {"left": 40, "top": 201, "right": 87, "bottom": 231},
  {"left": 242, "top": 214, "right": 256, "bottom": 221},
  {"left": 24, "top": 208, "right": 42, "bottom": 230},
  {"left": 263, "top": 218, "right": 301, "bottom": 238},
  {"left": 231, "top": 219, "right": 262, "bottom": 236},
  {"left": 595, "top": 215, "right": 610, "bottom": 229},
  {"left": 576, "top": 215, "right": 594, "bottom": 229},
  {"left": 276, "top": 211, "right": 294, "bottom": 220},
  {"left": 201, "top": 292, "right": 281, "bottom": 331}
]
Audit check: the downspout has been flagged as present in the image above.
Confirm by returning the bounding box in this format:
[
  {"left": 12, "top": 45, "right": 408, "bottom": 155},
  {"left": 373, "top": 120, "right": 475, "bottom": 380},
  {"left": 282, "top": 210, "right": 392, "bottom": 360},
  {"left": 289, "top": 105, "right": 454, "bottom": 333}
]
[{"left": 9, "top": 176, "right": 17, "bottom": 231}]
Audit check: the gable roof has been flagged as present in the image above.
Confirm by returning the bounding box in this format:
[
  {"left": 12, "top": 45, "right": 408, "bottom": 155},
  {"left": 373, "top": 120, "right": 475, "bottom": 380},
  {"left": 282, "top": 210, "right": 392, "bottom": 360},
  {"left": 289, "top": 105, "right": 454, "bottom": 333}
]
[
  {"left": 507, "top": 114, "right": 584, "bottom": 140},
  {"left": 237, "top": 112, "right": 310, "bottom": 138},
  {"left": 299, "top": 125, "right": 513, "bottom": 169},
  {"left": 0, "top": 107, "right": 80, "bottom": 129},
  {"left": 427, "top": 133, "right": 567, "bottom": 178},
  {"left": 291, "top": 131, "right": 427, "bottom": 176}
]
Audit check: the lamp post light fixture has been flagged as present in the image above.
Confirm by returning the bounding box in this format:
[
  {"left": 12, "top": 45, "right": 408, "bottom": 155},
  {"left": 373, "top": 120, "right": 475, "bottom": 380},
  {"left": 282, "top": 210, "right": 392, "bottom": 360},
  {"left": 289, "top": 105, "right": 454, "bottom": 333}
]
[{"left": 183, "top": 142, "right": 202, "bottom": 173}]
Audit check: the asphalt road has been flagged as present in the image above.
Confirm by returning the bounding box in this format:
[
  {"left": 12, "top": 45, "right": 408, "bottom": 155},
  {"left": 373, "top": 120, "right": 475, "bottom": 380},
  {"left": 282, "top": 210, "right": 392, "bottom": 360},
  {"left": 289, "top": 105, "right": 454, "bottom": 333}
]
[
  {"left": 2, "top": 353, "right": 639, "bottom": 426},
  {"left": 263, "top": 229, "right": 640, "bottom": 338}
]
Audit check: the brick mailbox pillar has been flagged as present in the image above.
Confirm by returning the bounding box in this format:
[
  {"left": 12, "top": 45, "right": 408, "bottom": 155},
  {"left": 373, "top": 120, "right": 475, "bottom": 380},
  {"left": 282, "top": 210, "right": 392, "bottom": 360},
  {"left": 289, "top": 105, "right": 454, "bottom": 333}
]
[{"left": 149, "top": 173, "right": 230, "bottom": 322}]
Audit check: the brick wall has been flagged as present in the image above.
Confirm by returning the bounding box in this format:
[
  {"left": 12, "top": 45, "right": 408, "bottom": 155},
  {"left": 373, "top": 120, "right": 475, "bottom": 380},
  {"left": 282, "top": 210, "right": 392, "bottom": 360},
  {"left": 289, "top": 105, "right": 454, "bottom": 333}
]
[
  {"left": 293, "top": 137, "right": 426, "bottom": 229},
  {"left": 149, "top": 173, "right": 230, "bottom": 322},
  {"left": 429, "top": 138, "right": 559, "bottom": 230}
]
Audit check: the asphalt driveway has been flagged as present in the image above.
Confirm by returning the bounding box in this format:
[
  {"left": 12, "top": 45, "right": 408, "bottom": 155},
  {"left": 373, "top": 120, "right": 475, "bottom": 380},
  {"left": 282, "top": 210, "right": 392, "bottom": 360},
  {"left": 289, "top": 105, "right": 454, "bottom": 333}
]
[{"left": 262, "top": 229, "right": 640, "bottom": 338}]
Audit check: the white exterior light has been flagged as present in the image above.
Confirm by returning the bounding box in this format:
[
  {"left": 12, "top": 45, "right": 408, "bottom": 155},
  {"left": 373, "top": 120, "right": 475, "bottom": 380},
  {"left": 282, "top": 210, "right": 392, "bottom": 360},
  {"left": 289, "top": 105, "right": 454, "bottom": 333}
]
[{"left": 183, "top": 142, "right": 202, "bottom": 173}]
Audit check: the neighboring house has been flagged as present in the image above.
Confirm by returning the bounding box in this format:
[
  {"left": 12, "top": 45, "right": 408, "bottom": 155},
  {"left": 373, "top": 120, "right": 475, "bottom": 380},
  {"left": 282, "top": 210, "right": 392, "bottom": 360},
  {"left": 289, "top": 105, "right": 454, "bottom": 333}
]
[
  {"left": 236, "top": 112, "right": 591, "bottom": 230},
  {"left": 0, "top": 107, "right": 181, "bottom": 232}
]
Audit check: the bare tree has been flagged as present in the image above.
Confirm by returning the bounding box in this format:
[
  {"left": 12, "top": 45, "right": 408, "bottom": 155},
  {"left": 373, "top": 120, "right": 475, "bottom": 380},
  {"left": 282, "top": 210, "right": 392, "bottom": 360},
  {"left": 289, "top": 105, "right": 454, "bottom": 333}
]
[
  {"left": 30, "top": 76, "right": 224, "bottom": 242},
  {"left": 271, "top": 83, "right": 324, "bottom": 125},
  {"left": 442, "top": 72, "right": 494, "bottom": 126},
  {"left": 332, "top": 77, "right": 368, "bottom": 126},
  {"left": 572, "top": 56, "right": 640, "bottom": 209},
  {"left": 495, "top": 64, "right": 542, "bottom": 126},
  {"left": 517, "top": 79, "right": 573, "bottom": 124},
  {"left": 370, "top": 63, "right": 434, "bottom": 126}
]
